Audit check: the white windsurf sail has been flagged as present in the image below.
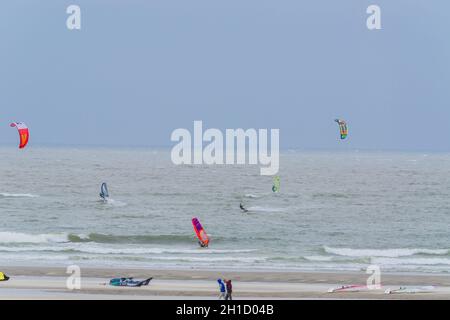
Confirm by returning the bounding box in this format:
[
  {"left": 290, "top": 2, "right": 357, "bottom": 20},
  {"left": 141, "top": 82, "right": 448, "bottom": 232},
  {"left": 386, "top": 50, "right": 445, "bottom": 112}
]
[{"left": 100, "top": 183, "right": 109, "bottom": 200}]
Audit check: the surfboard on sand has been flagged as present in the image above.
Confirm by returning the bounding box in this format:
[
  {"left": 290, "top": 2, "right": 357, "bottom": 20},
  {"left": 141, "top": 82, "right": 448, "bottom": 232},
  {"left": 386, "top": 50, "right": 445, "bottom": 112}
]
[
  {"left": 328, "top": 285, "right": 374, "bottom": 293},
  {"left": 384, "top": 286, "right": 435, "bottom": 294}
]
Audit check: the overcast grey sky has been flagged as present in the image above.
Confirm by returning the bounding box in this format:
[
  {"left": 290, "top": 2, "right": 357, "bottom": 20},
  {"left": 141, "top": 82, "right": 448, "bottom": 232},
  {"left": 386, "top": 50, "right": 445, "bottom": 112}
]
[{"left": 0, "top": 1, "right": 449, "bottom": 150}]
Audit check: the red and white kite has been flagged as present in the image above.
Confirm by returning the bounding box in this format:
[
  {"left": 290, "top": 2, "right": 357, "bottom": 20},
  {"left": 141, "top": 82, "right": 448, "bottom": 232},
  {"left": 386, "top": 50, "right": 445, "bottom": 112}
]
[{"left": 10, "top": 122, "right": 30, "bottom": 149}]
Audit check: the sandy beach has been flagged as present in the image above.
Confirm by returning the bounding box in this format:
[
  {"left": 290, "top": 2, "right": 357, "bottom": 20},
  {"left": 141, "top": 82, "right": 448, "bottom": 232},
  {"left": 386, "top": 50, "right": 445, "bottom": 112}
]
[{"left": 1, "top": 266, "right": 449, "bottom": 300}]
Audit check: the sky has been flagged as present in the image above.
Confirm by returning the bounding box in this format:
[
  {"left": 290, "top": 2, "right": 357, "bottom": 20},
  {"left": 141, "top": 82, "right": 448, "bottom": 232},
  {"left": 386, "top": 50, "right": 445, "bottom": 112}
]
[{"left": 0, "top": 0, "right": 449, "bottom": 150}]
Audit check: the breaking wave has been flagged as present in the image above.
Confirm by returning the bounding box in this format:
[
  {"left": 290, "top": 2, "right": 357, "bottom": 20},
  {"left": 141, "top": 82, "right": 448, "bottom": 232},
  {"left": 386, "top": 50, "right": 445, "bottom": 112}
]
[
  {"left": 323, "top": 246, "right": 449, "bottom": 258},
  {"left": 0, "top": 232, "right": 67, "bottom": 244},
  {"left": 0, "top": 193, "right": 39, "bottom": 198}
]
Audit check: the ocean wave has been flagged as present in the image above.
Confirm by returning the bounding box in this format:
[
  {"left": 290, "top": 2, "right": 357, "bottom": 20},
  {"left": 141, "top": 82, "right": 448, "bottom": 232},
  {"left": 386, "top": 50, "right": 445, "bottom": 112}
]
[
  {"left": 0, "top": 232, "right": 68, "bottom": 244},
  {"left": 0, "top": 232, "right": 196, "bottom": 245},
  {"left": 0, "top": 231, "right": 250, "bottom": 245},
  {"left": 151, "top": 192, "right": 188, "bottom": 197},
  {"left": 143, "top": 256, "right": 267, "bottom": 263},
  {"left": 372, "top": 257, "right": 450, "bottom": 266},
  {"left": 244, "top": 194, "right": 261, "bottom": 199},
  {"left": 324, "top": 246, "right": 449, "bottom": 258},
  {"left": 72, "top": 233, "right": 279, "bottom": 244},
  {"left": 304, "top": 255, "right": 334, "bottom": 262},
  {"left": 0, "top": 193, "right": 39, "bottom": 198},
  {"left": 0, "top": 245, "right": 257, "bottom": 255},
  {"left": 247, "top": 206, "right": 284, "bottom": 213},
  {"left": 102, "top": 199, "right": 127, "bottom": 207},
  {"left": 68, "top": 233, "right": 196, "bottom": 244},
  {"left": 312, "top": 193, "right": 351, "bottom": 199}
]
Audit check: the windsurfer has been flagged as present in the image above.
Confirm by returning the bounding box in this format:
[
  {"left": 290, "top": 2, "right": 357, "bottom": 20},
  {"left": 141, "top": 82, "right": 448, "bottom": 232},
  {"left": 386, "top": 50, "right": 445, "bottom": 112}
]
[{"left": 99, "top": 183, "right": 109, "bottom": 201}]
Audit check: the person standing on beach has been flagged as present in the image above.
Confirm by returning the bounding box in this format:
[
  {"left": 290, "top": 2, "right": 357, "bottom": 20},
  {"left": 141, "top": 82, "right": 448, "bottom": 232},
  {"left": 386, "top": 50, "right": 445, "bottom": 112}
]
[
  {"left": 225, "top": 279, "right": 233, "bottom": 300},
  {"left": 217, "top": 279, "right": 226, "bottom": 299}
]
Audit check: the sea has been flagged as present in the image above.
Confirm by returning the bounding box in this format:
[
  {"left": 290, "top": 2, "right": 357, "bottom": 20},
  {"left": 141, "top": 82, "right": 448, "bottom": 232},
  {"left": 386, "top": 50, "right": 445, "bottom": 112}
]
[{"left": 0, "top": 147, "right": 449, "bottom": 274}]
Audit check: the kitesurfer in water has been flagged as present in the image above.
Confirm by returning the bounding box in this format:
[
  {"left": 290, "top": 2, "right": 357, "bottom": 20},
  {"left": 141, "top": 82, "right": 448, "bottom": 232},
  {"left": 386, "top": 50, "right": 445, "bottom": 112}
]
[
  {"left": 198, "top": 241, "right": 208, "bottom": 248},
  {"left": 240, "top": 202, "right": 248, "bottom": 213}
]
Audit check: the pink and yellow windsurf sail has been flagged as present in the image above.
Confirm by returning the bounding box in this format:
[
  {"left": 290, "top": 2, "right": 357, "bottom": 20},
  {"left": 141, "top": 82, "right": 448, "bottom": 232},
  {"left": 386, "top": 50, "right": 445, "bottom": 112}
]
[
  {"left": 192, "top": 217, "right": 209, "bottom": 246},
  {"left": 10, "top": 122, "right": 29, "bottom": 149}
]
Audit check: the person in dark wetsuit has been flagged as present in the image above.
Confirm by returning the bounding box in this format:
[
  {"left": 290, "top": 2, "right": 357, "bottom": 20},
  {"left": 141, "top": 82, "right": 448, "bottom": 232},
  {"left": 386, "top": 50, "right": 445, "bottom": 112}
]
[
  {"left": 240, "top": 203, "right": 248, "bottom": 213},
  {"left": 225, "top": 279, "right": 233, "bottom": 300},
  {"left": 198, "top": 241, "right": 208, "bottom": 248}
]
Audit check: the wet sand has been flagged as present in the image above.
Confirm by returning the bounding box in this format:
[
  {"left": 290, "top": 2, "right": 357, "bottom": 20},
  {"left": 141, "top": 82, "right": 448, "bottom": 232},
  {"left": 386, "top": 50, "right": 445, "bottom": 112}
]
[{"left": 0, "top": 266, "right": 449, "bottom": 299}]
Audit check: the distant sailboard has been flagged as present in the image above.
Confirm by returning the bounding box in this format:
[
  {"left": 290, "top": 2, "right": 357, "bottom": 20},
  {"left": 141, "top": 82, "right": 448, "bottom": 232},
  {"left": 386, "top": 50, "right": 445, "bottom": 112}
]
[
  {"left": 334, "top": 119, "right": 348, "bottom": 140},
  {"left": 10, "top": 122, "right": 29, "bottom": 149},
  {"left": 192, "top": 217, "right": 209, "bottom": 247},
  {"left": 99, "top": 183, "right": 109, "bottom": 201},
  {"left": 272, "top": 176, "right": 280, "bottom": 193}
]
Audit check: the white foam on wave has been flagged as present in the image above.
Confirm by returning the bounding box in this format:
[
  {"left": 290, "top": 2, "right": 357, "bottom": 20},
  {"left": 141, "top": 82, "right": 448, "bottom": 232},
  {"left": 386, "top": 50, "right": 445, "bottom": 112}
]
[
  {"left": 0, "top": 245, "right": 265, "bottom": 264},
  {"left": 373, "top": 257, "right": 450, "bottom": 266},
  {"left": 304, "top": 255, "right": 333, "bottom": 262},
  {"left": 0, "top": 246, "right": 70, "bottom": 253},
  {"left": 103, "top": 198, "right": 127, "bottom": 207},
  {"left": 244, "top": 194, "right": 260, "bottom": 199},
  {"left": 148, "top": 256, "right": 267, "bottom": 263},
  {"left": 0, "top": 253, "right": 70, "bottom": 262},
  {"left": 0, "top": 248, "right": 239, "bottom": 263},
  {"left": 0, "top": 232, "right": 68, "bottom": 244},
  {"left": 0, "top": 193, "right": 39, "bottom": 198},
  {"left": 0, "top": 244, "right": 258, "bottom": 255},
  {"left": 324, "top": 246, "right": 449, "bottom": 258},
  {"left": 247, "top": 206, "right": 284, "bottom": 213}
]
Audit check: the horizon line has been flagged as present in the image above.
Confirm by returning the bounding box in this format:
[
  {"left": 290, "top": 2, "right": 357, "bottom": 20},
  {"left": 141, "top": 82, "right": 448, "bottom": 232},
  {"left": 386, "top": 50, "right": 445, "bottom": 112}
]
[{"left": 0, "top": 143, "right": 448, "bottom": 154}]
